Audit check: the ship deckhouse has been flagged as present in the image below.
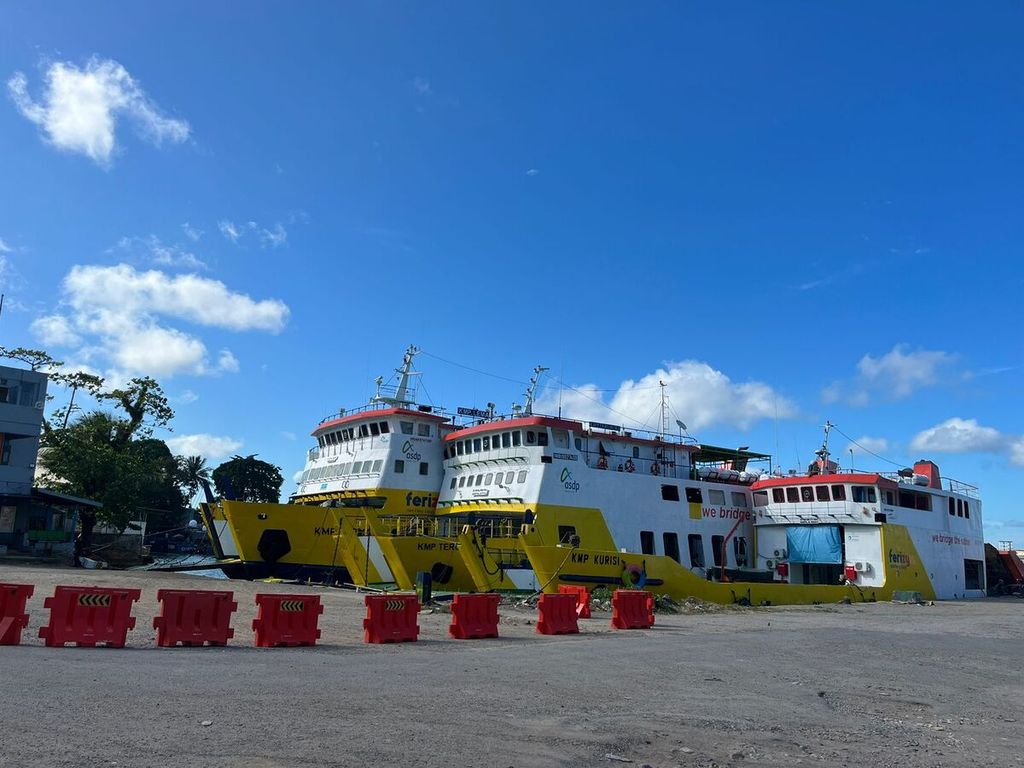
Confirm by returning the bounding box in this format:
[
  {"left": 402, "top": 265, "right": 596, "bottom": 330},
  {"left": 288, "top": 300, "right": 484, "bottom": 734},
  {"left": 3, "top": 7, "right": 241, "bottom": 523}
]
[{"left": 751, "top": 457, "right": 985, "bottom": 597}]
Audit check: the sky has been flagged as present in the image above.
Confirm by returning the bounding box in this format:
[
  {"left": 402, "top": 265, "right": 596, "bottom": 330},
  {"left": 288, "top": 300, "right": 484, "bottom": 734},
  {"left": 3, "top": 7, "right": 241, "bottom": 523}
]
[{"left": 1, "top": 3, "right": 1022, "bottom": 542}]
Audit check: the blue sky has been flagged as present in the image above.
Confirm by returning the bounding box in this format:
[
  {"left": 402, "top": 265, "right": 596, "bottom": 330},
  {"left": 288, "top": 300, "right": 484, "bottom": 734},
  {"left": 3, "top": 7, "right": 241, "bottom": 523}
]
[{"left": 1, "top": 3, "right": 1022, "bottom": 542}]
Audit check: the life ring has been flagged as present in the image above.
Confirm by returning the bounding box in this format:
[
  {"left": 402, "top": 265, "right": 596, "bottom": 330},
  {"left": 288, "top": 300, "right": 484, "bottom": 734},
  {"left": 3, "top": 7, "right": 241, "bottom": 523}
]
[
  {"left": 625, "top": 458, "right": 636, "bottom": 473},
  {"left": 597, "top": 456, "right": 608, "bottom": 470},
  {"left": 621, "top": 563, "right": 647, "bottom": 588}
]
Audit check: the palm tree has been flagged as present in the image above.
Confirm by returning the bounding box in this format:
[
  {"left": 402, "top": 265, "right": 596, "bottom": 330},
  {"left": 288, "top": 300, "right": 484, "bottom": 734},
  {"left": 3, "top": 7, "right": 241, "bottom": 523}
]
[{"left": 178, "top": 455, "right": 212, "bottom": 504}]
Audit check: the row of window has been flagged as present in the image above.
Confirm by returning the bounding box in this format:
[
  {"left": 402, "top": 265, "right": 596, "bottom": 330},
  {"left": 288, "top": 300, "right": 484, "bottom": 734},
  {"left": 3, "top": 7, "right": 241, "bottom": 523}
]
[
  {"left": 446, "top": 430, "right": 549, "bottom": 459},
  {"left": 759, "top": 483, "right": 967, "bottom": 516},
  {"left": 639, "top": 530, "right": 748, "bottom": 569},
  {"left": 659, "top": 485, "right": 749, "bottom": 507},
  {"left": 317, "top": 420, "right": 433, "bottom": 449},
  {"left": 302, "top": 458, "right": 386, "bottom": 482},
  {"left": 948, "top": 496, "right": 971, "bottom": 519},
  {"left": 449, "top": 469, "right": 529, "bottom": 490}
]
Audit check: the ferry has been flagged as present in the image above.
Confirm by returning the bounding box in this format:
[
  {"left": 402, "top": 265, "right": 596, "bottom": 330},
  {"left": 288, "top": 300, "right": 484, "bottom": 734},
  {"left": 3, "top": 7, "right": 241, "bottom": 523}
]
[
  {"left": 201, "top": 346, "right": 458, "bottom": 586},
  {"left": 518, "top": 422, "right": 986, "bottom": 604}
]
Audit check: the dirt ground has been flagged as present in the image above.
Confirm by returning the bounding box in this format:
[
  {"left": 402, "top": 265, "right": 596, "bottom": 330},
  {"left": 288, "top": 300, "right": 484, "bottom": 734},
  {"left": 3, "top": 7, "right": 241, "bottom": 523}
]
[{"left": 1, "top": 563, "right": 1022, "bottom": 768}]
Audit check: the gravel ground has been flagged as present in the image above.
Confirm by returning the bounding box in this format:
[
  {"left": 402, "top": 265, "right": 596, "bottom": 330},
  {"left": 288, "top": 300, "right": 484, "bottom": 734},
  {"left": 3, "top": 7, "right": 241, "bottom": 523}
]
[{"left": 1, "top": 563, "right": 1022, "bottom": 768}]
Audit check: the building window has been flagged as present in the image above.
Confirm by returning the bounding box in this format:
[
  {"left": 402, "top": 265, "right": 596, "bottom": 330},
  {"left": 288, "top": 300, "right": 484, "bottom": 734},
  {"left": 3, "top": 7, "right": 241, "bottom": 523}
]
[
  {"left": 394, "top": 459, "right": 405, "bottom": 473},
  {"left": 831, "top": 485, "right": 847, "bottom": 501},
  {"left": 711, "top": 535, "right": 724, "bottom": 567},
  {"left": 661, "top": 484, "right": 680, "bottom": 502},
  {"left": 663, "top": 532, "right": 680, "bottom": 563},
  {"left": 400, "top": 421, "right": 414, "bottom": 435},
  {"left": 786, "top": 487, "right": 799, "bottom": 503},
  {"left": 772, "top": 488, "right": 785, "bottom": 504},
  {"left": 685, "top": 487, "right": 703, "bottom": 504},
  {"left": 419, "top": 462, "right": 429, "bottom": 476},
  {"left": 640, "top": 530, "right": 655, "bottom": 555},
  {"left": 688, "top": 534, "right": 704, "bottom": 568}
]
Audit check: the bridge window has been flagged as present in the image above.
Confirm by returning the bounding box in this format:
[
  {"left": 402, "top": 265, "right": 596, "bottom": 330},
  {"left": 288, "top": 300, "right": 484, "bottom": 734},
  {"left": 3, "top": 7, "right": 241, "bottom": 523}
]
[
  {"left": 815, "top": 485, "right": 830, "bottom": 501},
  {"left": 475, "top": 474, "right": 484, "bottom": 486},
  {"left": 473, "top": 438, "right": 482, "bottom": 452},
  {"left": 786, "top": 487, "right": 799, "bottom": 503},
  {"left": 753, "top": 491, "right": 769, "bottom": 507},
  {"left": 956, "top": 498, "right": 963, "bottom": 517},
  {"left": 379, "top": 422, "right": 389, "bottom": 434},
  {"left": 482, "top": 436, "right": 490, "bottom": 450},
  {"left": 711, "top": 535, "right": 724, "bottom": 567},
  {"left": 505, "top": 471, "right": 515, "bottom": 484},
  {"left": 964, "top": 500, "right": 970, "bottom": 519},
  {"left": 632, "top": 446, "right": 640, "bottom": 459},
  {"left": 512, "top": 431, "right": 521, "bottom": 447},
  {"left": 450, "top": 478, "right": 456, "bottom": 489},
  {"left": 350, "top": 461, "right": 361, "bottom": 474},
  {"left": 663, "top": 532, "right": 680, "bottom": 562},
  {"left": 852, "top": 486, "right": 876, "bottom": 503},
  {"left": 640, "top": 530, "right": 655, "bottom": 555},
  {"left": 372, "top": 459, "right": 383, "bottom": 472},
  {"left": 485, "top": 473, "right": 493, "bottom": 484},
  {"left": 772, "top": 488, "right": 785, "bottom": 503},
  {"left": 369, "top": 422, "right": 380, "bottom": 437},
  {"left": 400, "top": 421, "right": 414, "bottom": 435},
  {"left": 884, "top": 490, "right": 894, "bottom": 505},
  {"left": 502, "top": 432, "right": 511, "bottom": 448},
  {"left": 801, "top": 486, "right": 814, "bottom": 502},
  {"left": 949, "top": 497, "right": 955, "bottom": 516},
  {"left": 661, "top": 484, "right": 680, "bottom": 502},
  {"left": 419, "top": 461, "right": 429, "bottom": 476},
  {"left": 394, "top": 459, "right": 404, "bottom": 473},
  {"left": 456, "top": 442, "right": 464, "bottom": 456},
  {"left": 685, "top": 487, "right": 703, "bottom": 504},
  {"left": 574, "top": 437, "right": 582, "bottom": 450},
  {"left": 517, "top": 470, "right": 527, "bottom": 483},
  {"left": 418, "top": 423, "right": 431, "bottom": 437},
  {"left": 537, "top": 431, "right": 549, "bottom": 446},
  {"left": 359, "top": 424, "right": 370, "bottom": 438},
  {"left": 688, "top": 534, "right": 704, "bottom": 568},
  {"left": 831, "top": 485, "right": 846, "bottom": 501},
  {"left": 731, "top": 492, "right": 747, "bottom": 508},
  {"left": 458, "top": 476, "right": 466, "bottom": 488},
  {"left": 709, "top": 489, "right": 726, "bottom": 505}
]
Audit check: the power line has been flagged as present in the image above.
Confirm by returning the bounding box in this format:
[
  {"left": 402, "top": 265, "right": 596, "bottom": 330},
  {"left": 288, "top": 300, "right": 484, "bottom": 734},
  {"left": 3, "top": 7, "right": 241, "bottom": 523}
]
[{"left": 830, "top": 424, "right": 904, "bottom": 468}]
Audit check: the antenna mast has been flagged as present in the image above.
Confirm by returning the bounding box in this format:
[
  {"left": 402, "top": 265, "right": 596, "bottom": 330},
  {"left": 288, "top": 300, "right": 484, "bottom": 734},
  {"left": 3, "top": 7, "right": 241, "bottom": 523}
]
[
  {"left": 659, "top": 380, "right": 669, "bottom": 439},
  {"left": 523, "top": 365, "right": 549, "bottom": 416},
  {"left": 372, "top": 345, "right": 421, "bottom": 407}
]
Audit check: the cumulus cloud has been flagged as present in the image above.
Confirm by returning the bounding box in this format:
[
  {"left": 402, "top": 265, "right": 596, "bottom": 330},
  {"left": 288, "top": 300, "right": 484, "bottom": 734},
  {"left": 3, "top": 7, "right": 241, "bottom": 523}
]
[
  {"left": 0, "top": 238, "right": 12, "bottom": 253},
  {"left": 526, "top": 168, "right": 540, "bottom": 176},
  {"left": 8, "top": 57, "right": 189, "bottom": 166},
  {"left": 823, "top": 344, "right": 959, "bottom": 406},
  {"left": 31, "top": 263, "right": 288, "bottom": 379},
  {"left": 537, "top": 360, "right": 796, "bottom": 433},
  {"left": 910, "top": 418, "right": 1008, "bottom": 454},
  {"left": 165, "top": 433, "right": 243, "bottom": 462},
  {"left": 218, "top": 219, "right": 287, "bottom": 247},
  {"left": 845, "top": 436, "right": 890, "bottom": 456}
]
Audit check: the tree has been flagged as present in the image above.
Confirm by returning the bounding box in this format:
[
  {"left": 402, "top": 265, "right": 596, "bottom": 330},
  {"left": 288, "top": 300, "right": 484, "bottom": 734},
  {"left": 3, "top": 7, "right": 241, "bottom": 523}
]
[
  {"left": 178, "top": 455, "right": 212, "bottom": 503},
  {"left": 213, "top": 455, "right": 284, "bottom": 503},
  {"left": 39, "top": 377, "right": 180, "bottom": 552}
]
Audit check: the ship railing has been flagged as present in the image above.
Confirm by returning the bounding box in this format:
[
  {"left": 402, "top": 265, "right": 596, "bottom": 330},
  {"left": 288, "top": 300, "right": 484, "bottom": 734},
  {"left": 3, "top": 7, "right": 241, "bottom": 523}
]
[
  {"left": 318, "top": 401, "right": 451, "bottom": 425},
  {"left": 874, "top": 471, "right": 980, "bottom": 498}
]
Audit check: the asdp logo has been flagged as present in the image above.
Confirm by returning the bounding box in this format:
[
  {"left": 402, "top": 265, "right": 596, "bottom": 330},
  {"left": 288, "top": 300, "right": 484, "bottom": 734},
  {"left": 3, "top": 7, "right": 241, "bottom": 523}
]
[
  {"left": 402, "top": 440, "right": 421, "bottom": 461},
  {"left": 560, "top": 467, "right": 580, "bottom": 493}
]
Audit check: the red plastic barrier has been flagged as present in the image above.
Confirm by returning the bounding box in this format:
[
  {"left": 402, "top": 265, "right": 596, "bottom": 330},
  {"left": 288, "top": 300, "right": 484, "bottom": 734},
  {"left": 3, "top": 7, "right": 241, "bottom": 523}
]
[
  {"left": 536, "top": 592, "right": 579, "bottom": 635},
  {"left": 558, "top": 584, "right": 592, "bottom": 619},
  {"left": 252, "top": 594, "right": 323, "bottom": 647},
  {"left": 363, "top": 594, "right": 419, "bottom": 644},
  {"left": 611, "top": 589, "right": 655, "bottom": 630},
  {"left": 449, "top": 593, "right": 500, "bottom": 640},
  {"left": 153, "top": 589, "right": 238, "bottom": 647},
  {"left": 38, "top": 585, "right": 141, "bottom": 647},
  {"left": 0, "top": 583, "right": 34, "bottom": 646}
]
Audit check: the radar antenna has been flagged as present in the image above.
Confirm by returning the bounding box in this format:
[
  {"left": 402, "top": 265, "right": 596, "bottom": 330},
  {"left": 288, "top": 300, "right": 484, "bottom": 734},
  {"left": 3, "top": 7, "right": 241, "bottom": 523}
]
[
  {"left": 372, "top": 345, "right": 422, "bottom": 407},
  {"left": 521, "top": 365, "right": 549, "bottom": 416}
]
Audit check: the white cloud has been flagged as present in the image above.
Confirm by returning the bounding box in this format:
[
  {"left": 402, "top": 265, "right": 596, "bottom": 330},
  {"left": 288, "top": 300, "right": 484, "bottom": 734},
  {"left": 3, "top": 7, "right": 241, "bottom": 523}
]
[
  {"left": 910, "top": 418, "right": 1008, "bottom": 454},
  {"left": 823, "top": 344, "right": 958, "bottom": 406},
  {"left": 32, "top": 263, "right": 288, "bottom": 379},
  {"left": 413, "top": 77, "right": 432, "bottom": 95},
  {"left": 165, "top": 433, "right": 243, "bottom": 462},
  {"left": 176, "top": 389, "right": 199, "bottom": 404},
  {"left": 218, "top": 219, "right": 287, "bottom": 247},
  {"left": 31, "top": 314, "right": 81, "bottom": 346},
  {"left": 538, "top": 360, "right": 796, "bottom": 433},
  {"left": 181, "top": 222, "right": 201, "bottom": 242},
  {"left": 115, "top": 234, "right": 205, "bottom": 270},
  {"left": 8, "top": 57, "right": 189, "bottom": 166},
  {"left": 0, "top": 238, "right": 12, "bottom": 253},
  {"left": 526, "top": 168, "right": 540, "bottom": 177},
  {"left": 1010, "top": 439, "right": 1024, "bottom": 468}
]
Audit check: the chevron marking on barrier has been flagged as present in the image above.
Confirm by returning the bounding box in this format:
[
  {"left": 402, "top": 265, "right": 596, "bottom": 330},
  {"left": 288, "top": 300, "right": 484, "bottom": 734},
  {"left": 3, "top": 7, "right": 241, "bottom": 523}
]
[
  {"left": 280, "top": 600, "right": 306, "bottom": 612},
  {"left": 77, "top": 594, "right": 112, "bottom": 607},
  {"left": 385, "top": 599, "right": 406, "bottom": 611}
]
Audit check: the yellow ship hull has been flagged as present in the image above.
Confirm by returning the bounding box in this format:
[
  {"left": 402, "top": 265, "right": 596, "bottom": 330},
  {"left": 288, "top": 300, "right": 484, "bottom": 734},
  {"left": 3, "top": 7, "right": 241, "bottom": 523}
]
[{"left": 519, "top": 522, "right": 937, "bottom": 605}]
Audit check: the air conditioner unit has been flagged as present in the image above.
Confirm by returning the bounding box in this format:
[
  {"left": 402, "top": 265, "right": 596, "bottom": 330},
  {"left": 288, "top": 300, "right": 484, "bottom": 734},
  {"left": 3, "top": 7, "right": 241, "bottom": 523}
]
[{"left": 854, "top": 561, "right": 869, "bottom": 573}]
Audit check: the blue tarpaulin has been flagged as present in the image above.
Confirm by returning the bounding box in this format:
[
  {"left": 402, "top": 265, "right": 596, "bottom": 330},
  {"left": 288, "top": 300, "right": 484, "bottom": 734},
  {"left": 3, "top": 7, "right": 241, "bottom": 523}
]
[{"left": 786, "top": 526, "right": 843, "bottom": 564}]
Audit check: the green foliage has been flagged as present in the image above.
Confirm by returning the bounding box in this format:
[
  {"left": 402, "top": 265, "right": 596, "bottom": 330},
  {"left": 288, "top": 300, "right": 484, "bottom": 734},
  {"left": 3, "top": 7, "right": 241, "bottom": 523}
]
[
  {"left": 213, "top": 454, "right": 284, "bottom": 503},
  {"left": 177, "top": 455, "right": 212, "bottom": 503}
]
